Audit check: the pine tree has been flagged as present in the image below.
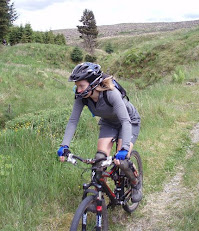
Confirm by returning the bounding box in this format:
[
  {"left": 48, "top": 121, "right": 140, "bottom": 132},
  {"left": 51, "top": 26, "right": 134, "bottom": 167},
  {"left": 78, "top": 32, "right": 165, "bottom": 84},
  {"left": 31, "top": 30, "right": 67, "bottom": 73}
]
[
  {"left": 54, "top": 33, "right": 66, "bottom": 45},
  {"left": 8, "top": 1, "right": 17, "bottom": 24},
  {"left": 0, "top": 0, "right": 9, "bottom": 41},
  {"left": 24, "top": 23, "right": 33, "bottom": 43},
  {"left": 33, "top": 31, "right": 44, "bottom": 43},
  {"left": 44, "top": 31, "right": 55, "bottom": 44},
  {"left": 77, "top": 9, "right": 98, "bottom": 55},
  {"left": 8, "top": 26, "right": 18, "bottom": 45},
  {"left": 59, "top": 34, "right": 66, "bottom": 45},
  {"left": 21, "top": 32, "right": 29, "bottom": 43},
  {"left": 18, "top": 24, "right": 24, "bottom": 42},
  {"left": 0, "top": 0, "right": 18, "bottom": 41}
]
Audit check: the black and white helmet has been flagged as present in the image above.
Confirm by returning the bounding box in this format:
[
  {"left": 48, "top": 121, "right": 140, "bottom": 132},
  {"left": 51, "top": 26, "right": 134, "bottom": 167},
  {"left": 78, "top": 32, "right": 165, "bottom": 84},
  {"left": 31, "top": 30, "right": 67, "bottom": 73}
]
[
  {"left": 69, "top": 62, "right": 105, "bottom": 99},
  {"left": 69, "top": 62, "right": 102, "bottom": 82}
]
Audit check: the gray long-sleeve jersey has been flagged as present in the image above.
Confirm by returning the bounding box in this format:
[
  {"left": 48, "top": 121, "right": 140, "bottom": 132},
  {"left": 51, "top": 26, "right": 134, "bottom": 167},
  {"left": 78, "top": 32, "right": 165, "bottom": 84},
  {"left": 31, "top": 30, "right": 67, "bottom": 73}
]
[{"left": 61, "top": 88, "right": 140, "bottom": 151}]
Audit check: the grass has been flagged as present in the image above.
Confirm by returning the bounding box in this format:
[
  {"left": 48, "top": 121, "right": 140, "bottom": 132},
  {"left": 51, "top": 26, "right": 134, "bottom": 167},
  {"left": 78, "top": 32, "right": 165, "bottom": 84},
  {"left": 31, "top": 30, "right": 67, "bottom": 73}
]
[
  {"left": 0, "top": 43, "right": 74, "bottom": 69},
  {"left": 176, "top": 144, "right": 199, "bottom": 230},
  {"left": 0, "top": 48, "right": 75, "bottom": 127},
  {"left": 0, "top": 29, "right": 199, "bottom": 230},
  {"left": 97, "top": 26, "right": 199, "bottom": 88}
]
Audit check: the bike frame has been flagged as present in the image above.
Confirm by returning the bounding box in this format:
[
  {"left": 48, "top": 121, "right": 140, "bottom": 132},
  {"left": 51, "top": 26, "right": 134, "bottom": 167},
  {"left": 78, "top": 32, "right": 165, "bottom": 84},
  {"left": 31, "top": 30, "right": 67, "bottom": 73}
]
[
  {"left": 83, "top": 163, "right": 132, "bottom": 209},
  {"left": 66, "top": 149, "right": 141, "bottom": 231}
]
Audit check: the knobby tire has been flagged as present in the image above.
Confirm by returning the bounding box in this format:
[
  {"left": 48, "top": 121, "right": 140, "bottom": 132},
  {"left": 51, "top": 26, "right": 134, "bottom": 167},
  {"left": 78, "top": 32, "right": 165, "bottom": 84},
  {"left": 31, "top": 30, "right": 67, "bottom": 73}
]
[{"left": 70, "top": 195, "right": 108, "bottom": 231}]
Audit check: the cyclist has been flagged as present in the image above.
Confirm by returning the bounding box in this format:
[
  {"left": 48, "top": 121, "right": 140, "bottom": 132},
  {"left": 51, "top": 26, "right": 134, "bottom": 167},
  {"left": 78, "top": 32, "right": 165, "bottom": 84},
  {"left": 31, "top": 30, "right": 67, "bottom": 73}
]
[
  {"left": 57, "top": 62, "right": 142, "bottom": 202},
  {"left": 2, "top": 39, "right": 7, "bottom": 46}
]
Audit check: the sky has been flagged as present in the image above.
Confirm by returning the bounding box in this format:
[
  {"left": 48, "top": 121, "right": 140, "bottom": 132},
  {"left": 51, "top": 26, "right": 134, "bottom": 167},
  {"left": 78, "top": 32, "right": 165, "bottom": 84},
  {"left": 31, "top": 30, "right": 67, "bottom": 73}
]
[{"left": 13, "top": 0, "right": 199, "bottom": 31}]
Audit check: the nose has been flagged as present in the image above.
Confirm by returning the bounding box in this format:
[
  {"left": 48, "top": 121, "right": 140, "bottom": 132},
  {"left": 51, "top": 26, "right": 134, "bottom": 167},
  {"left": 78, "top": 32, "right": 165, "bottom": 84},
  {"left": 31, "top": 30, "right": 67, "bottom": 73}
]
[{"left": 77, "top": 87, "right": 83, "bottom": 93}]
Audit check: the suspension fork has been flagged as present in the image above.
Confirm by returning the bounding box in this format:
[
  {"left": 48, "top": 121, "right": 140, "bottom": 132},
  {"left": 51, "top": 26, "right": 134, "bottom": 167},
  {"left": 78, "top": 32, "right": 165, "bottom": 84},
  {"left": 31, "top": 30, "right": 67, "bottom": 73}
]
[
  {"left": 96, "top": 187, "right": 103, "bottom": 231},
  {"left": 82, "top": 183, "right": 103, "bottom": 231}
]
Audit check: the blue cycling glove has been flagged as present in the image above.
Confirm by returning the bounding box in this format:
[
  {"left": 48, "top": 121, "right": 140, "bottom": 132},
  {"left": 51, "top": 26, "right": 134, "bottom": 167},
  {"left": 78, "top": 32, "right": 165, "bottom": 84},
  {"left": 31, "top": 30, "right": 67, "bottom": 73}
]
[
  {"left": 115, "top": 149, "right": 128, "bottom": 160},
  {"left": 57, "top": 145, "right": 69, "bottom": 157}
]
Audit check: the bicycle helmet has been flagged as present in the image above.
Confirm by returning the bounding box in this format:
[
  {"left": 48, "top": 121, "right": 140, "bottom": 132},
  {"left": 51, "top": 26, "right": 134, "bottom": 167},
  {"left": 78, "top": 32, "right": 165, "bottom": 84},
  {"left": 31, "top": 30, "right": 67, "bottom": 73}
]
[
  {"left": 69, "top": 62, "right": 102, "bottom": 82},
  {"left": 70, "top": 62, "right": 105, "bottom": 99}
]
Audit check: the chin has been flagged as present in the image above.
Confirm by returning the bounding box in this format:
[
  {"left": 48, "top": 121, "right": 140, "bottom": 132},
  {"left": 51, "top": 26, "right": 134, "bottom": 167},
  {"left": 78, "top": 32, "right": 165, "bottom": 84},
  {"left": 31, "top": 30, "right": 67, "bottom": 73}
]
[{"left": 83, "top": 92, "right": 92, "bottom": 98}]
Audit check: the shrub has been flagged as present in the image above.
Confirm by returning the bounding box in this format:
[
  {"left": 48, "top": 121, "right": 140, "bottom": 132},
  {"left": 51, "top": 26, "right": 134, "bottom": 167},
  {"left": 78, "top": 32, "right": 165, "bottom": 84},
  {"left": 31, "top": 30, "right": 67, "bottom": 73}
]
[
  {"left": 84, "top": 54, "right": 97, "bottom": 62},
  {"left": 105, "top": 42, "right": 114, "bottom": 54},
  {"left": 70, "top": 46, "right": 83, "bottom": 62},
  {"left": 172, "top": 68, "right": 185, "bottom": 83},
  {"left": 5, "top": 108, "right": 72, "bottom": 135}
]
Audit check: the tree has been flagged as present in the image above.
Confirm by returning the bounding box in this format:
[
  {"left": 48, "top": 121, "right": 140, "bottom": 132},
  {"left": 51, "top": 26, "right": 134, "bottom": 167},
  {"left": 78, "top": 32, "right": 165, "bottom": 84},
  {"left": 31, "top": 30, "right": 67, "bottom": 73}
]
[
  {"left": 77, "top": 9, "right": 98, "bottom": 55},
  {"left": 8, "top": 1, "right": 18, "bottom": 24},
  {"left": 20, "top": 32, "right": 29, "bottom": 43},
  {"left": 44, "top": 31, "right": 55, "bottom": 44},
  {"left": 0, "top": 0, "right": 18, "bottom": 41},
  {"left": 24, "top": 23, "right": 33, "bottom": 43},
  {"left": 33, "top": 31, "right": 44, "bottom": 43},
  {"left": 8, "top": 26, "right": 18, "bottom": 45},
  {"left": 54, "top": 33, "right": 66, "bottom": 45},
  {"left": 18, "top": 24, "right": 24, "bottom": 41}
]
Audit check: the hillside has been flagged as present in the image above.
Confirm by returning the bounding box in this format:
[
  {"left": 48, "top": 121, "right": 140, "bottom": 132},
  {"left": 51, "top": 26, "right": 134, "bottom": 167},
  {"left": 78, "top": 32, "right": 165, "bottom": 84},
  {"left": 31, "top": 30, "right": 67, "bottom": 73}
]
[
  {"left": 1, "top": 26, "right": 199, "bottom": 125},
  {"left": 53, "top": 20, "right": 199, "bottom": 89},
  {"left": 53, "top": 19, "right": 199, "bottom": 44},
  {"left": 98, "top": 25, "right": 199, "bottom": 88},
  {"left": 0, "top": 27, "right": 199, "bottom": 230}
]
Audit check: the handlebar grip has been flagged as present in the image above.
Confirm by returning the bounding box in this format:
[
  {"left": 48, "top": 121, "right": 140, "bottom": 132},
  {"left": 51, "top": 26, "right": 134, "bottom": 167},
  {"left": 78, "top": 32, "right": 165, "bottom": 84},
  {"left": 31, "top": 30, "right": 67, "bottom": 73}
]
[
  {"left": 67, "top": 154, "right": 77, "bottom": 165},
  {"left": 63, "top": 149, "right": 71, "bottom": 157}
]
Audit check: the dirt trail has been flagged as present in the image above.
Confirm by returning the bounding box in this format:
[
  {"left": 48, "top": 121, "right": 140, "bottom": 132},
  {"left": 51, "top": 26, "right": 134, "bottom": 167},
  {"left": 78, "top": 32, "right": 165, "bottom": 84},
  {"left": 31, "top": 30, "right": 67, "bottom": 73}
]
[{"left": 126, "top": 123, "right": 199, "bottom": 231}]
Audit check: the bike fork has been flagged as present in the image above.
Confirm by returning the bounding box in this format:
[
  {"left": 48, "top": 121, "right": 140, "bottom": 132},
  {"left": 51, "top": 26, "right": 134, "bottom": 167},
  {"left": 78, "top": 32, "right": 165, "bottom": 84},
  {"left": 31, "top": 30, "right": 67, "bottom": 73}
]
[
  {"left": 96, "top": 190, "right": 103, "bottom": 231},
  {"left": 82, "top": 184, "right": 103, "bottom": 231},
  {"left": 82, "top": 213, "right": 87, "bottom": 231}
]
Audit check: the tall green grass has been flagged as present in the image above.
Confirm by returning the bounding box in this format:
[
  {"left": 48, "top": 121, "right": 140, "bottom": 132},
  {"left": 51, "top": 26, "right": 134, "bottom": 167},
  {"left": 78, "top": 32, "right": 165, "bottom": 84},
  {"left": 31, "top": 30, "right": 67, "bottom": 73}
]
[
  {"left": 0, "top": 38, "right": 199, "bottom": 230},
  {"left": 1, "top": 76, "right": 198, "bottom": 230},
  {"left": 0, "top": 44, "right": 76, "bottom": 127}
]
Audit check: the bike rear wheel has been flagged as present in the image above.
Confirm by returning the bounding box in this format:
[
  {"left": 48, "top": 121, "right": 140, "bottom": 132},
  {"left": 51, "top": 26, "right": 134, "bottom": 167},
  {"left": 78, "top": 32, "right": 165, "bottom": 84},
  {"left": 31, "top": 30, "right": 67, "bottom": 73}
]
[
  {"left": 122, "top": 150, "right": 143, "bottom": 213},
  {"left": 70, "top": 195, "right": 108, "bottom": 231}
]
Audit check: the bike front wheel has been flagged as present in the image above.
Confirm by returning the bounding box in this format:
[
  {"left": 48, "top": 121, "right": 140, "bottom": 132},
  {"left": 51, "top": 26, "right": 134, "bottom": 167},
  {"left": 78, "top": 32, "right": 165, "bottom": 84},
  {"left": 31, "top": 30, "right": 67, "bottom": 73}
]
[
  {"left": 122, "top": 150, "right": 143, "bottom": 213},
  {"left": 70, "top": 195, "right": 108, "bottom": 231}
]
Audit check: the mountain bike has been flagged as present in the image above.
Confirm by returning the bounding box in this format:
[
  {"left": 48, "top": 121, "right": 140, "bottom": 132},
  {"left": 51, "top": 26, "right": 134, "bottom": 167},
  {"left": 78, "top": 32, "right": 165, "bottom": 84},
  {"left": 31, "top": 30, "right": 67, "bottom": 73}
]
[{"left": 65, "top": 146, "right": 143, "bottom": 231}]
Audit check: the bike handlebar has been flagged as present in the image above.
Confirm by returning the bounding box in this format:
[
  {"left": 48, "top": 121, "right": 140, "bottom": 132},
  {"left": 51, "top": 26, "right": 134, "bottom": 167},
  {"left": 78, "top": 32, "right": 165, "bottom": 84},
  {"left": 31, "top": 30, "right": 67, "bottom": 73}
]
[{"left": 63, "top": 150, "right": 114, "bottom": 167}]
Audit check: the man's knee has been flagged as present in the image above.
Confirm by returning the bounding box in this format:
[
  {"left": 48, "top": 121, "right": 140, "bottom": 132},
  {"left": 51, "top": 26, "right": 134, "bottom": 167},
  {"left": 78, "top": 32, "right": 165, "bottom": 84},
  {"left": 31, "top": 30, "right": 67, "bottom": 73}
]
[
  {"left": 94, "top": 151, "right": 107, "bottom": 167},
  {"left": 95, "top": 151, "right": 107, "bottom": 159}
]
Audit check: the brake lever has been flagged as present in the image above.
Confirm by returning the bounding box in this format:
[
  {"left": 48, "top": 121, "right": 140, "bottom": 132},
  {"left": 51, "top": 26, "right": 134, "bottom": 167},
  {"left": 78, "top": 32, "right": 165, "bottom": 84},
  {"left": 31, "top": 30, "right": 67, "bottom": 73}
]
[
  {"left": 67, "top": 153, "right": 77, "bottom": 165},
  {"left": 101, "top": 156, "right": 113, "bottom": 167}
]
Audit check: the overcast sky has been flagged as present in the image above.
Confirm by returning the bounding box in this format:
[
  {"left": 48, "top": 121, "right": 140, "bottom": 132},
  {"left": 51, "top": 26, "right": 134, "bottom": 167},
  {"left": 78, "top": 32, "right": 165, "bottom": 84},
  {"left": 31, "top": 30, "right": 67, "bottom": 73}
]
[{"left": 13, "top": 0, "right": 199, "bottom": 31}]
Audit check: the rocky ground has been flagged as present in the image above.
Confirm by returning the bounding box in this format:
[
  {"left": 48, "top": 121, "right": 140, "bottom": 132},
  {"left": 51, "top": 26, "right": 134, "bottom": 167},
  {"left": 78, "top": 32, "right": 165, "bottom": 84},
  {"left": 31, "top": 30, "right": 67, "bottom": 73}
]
[{"left": 53, "top": 20, "right": 199, "bottom": 45}]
